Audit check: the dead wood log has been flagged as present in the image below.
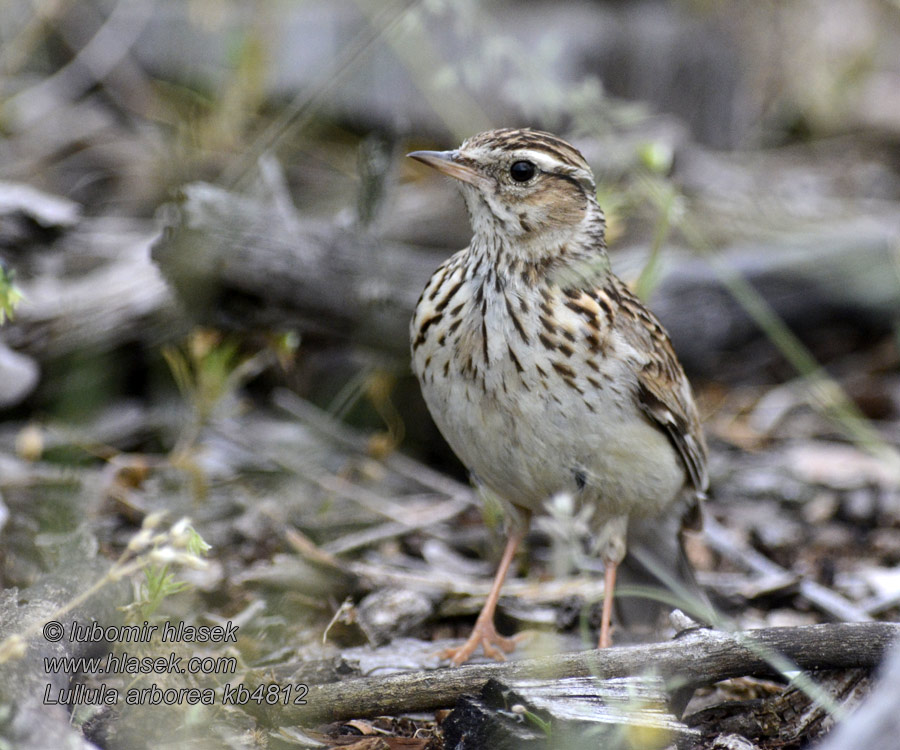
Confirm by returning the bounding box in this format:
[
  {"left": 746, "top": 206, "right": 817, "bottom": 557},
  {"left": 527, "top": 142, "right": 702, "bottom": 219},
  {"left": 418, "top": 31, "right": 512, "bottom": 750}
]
[
  {"left": 151, "top": 181, "right": 439, "bottom": 357},
  {"left": 244, "top": 621, "right": 899, "bottom": 725},
  {"left": 686, "top": 670, "right": 870, "bottom": 747},
  {"left": 3, "top": 218, "right": 173, "bottom": 359},
  {"left": 442, "top": 675, "right": 698, "bottom": 749},
  {"left": 151, "top": 179, "right": 900, "bottom": 377},
  {"left": 815, "top": 643, "right": 900, "bottom": 750}
]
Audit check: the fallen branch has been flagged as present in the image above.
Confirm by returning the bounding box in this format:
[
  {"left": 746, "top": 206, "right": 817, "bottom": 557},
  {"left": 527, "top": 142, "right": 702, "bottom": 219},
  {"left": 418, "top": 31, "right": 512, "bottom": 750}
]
[
  {"left": 151, "top": 181, "right": 439, "bottom": 357},
  {"left": 6, "top": 221, "right": 172, "bottom": 359},
  {"left": 703, "top": 516, "right": 873, "bottom": 623},
  {"left": 245, "top": 621, "right": 900, "bottom": 724}
]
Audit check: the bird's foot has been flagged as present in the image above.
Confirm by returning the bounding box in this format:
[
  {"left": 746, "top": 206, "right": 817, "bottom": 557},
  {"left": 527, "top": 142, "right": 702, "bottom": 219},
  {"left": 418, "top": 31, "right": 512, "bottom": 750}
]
[{"left": 439, "top": 618, "right": 526, "bottom": 665}]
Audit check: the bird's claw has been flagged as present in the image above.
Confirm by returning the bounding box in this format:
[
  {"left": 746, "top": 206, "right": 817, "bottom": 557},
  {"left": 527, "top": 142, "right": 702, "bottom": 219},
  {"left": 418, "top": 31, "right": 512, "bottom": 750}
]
[{"left": 439, "top": 620, "right": 526, "bottom": 665}]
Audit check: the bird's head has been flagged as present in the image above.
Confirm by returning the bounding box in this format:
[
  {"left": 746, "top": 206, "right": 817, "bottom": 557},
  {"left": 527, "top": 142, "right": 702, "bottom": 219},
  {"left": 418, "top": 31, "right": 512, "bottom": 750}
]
[{"left": 408, "top": 128, "right": 605, "bottom": 261}]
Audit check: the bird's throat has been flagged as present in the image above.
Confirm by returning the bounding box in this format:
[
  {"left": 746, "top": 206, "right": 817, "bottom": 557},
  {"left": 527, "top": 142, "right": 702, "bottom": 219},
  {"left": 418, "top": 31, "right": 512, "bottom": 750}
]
[{"left": 468, "top": 224, "right": 610, "bottom": 290}]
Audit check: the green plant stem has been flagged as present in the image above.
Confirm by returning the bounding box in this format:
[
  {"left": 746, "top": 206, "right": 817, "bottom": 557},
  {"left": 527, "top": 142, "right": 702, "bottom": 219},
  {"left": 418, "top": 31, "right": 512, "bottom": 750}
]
[
  {"left": 634, "top": 180, "right": 676, "bottom": 302},
  {"left": 638, "top": 176, "right": 900, "bottom": 471}
]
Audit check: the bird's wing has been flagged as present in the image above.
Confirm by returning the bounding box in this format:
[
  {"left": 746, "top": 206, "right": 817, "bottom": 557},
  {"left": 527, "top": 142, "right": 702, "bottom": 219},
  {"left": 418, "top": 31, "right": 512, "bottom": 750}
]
[{"left": 610, "top": 277, "right": 709, "bottom": 500}]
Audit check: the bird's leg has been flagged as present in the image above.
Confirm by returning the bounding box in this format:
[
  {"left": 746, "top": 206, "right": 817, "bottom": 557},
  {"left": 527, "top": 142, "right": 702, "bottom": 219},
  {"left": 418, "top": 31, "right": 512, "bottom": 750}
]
[
  {"left": 597, "top": 515, "right": 628, "bottom": 649},
  {"left": 599, "top": 559, "right": 618, "bottom": 648},
  {"left": 440, "top": 526, "right": 527, "bottom": 665}
]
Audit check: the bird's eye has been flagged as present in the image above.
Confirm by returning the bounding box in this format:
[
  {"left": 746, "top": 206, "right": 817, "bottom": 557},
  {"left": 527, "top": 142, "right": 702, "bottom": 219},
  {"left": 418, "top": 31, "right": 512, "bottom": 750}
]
[{"left": 509, "top": 160, "right": 536, "bottom": 182}]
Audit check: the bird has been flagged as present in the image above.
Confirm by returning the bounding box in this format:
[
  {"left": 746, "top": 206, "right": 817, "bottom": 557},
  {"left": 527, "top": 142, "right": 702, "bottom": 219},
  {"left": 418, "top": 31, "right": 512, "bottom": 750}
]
[{"left": 408, "top": 128, "right": 708, "bottom": 665}]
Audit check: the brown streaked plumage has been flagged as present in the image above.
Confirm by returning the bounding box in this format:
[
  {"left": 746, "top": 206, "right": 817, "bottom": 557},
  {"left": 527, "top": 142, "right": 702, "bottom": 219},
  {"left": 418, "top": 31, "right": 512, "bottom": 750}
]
[{"left": 408, "top": 128, "right": 708, "bottom": 664}]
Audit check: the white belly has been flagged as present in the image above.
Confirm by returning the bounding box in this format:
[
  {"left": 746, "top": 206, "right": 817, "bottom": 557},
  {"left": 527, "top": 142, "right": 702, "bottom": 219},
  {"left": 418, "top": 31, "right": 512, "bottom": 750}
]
[{"left": 413, "top": 284, "right": 685, "bottom": 524}]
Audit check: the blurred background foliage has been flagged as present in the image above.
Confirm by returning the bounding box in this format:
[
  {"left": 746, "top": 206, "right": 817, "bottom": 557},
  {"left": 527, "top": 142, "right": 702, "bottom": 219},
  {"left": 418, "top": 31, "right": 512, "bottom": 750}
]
[{"left": 1, "top": 0, "right": 900, "bottom": 747}]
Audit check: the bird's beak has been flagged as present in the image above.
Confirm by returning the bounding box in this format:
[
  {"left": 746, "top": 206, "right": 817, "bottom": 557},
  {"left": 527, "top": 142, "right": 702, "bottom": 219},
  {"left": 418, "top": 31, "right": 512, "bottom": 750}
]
[{"left": 407, "top": 149, "right": 484, "bottom": 187}]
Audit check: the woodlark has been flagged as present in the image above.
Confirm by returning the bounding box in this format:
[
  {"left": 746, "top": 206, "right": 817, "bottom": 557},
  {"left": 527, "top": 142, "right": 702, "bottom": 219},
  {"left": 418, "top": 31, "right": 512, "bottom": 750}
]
[{"left": 409, "top": 128, "right": 708, "bottom": 664}]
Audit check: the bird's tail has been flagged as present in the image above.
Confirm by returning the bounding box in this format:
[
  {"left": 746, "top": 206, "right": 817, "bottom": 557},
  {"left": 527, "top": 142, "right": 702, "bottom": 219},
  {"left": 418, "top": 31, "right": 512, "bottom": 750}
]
[{"left": 615, "top": 503, "right": 712, "bottom": 636}]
